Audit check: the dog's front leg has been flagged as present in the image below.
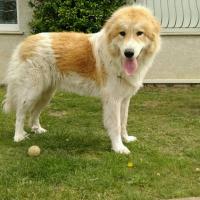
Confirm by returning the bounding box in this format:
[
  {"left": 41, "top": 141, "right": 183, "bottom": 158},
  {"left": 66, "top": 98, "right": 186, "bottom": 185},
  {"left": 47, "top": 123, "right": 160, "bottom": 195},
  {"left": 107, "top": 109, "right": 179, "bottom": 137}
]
[
  {"left": 121, "top": 97, "right": 137, "bottom": 143},
  {"left": 103, "top": 97, "right": 130, "bottom": 154}
]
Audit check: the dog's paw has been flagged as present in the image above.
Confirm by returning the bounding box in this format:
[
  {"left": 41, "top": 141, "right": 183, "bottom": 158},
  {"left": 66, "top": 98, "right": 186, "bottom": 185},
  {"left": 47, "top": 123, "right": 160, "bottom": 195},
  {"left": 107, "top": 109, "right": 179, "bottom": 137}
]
[
  {"left": 112, "top": 144, "right": 130, "bottom": 154},
  {"left": 31, "top": 126, "right": 47, "bottom": 134},
  {"left": 14, "top": 131, "right": 29, "bottom": 142},
  {"left": 123, "top": 135, "right": 137, "bottom": 143}
]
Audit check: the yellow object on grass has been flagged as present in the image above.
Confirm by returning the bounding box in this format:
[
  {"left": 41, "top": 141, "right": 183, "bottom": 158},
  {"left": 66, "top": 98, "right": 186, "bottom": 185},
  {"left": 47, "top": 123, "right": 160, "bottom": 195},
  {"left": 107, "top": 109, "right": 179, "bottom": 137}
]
[{"left": 127, "top": 161, "right": 134, "bottom": 168}]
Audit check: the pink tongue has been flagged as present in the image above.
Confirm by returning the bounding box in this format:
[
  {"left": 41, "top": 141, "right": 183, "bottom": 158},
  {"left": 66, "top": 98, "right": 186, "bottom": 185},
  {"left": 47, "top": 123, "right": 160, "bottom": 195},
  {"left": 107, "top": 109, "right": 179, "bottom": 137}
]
[{"left": 123, "top": 58, "right": 138, "bottom": 76}]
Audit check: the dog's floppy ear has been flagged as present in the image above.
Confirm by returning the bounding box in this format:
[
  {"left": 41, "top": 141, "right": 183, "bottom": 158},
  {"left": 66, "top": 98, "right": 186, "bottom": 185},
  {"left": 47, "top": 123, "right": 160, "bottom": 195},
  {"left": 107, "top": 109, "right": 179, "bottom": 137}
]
[
  {"left": 144, "top": 18, "right": 161, "bottom": 55},
  {"left": 103, "top": 17, "right": 118, "bottom": 41},
  {"left": 145, "top": 16, "right": 161, "bottom": 41},
  {"left": 151, "top": 18, "right": 161, "bottom": 52},
  {"left": 152, "top": 18, "right": 161, "bottom": 35},
  {"left": 103, "top": 18, "right": 121, "bottom": 57}
]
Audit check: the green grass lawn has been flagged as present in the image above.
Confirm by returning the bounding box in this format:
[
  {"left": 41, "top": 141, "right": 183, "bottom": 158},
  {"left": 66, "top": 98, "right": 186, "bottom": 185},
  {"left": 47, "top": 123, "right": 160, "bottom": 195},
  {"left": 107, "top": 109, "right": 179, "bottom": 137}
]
[{"left": 0, "top": 86, "right": 200, "bottom": 200}]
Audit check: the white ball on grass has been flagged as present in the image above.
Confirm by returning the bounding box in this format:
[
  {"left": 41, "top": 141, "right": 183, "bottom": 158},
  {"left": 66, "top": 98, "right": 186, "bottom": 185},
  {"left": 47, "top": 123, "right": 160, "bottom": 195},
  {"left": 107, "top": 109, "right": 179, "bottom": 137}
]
[{"left": 28, "top": 145, "right": 41, "bottom": 157}]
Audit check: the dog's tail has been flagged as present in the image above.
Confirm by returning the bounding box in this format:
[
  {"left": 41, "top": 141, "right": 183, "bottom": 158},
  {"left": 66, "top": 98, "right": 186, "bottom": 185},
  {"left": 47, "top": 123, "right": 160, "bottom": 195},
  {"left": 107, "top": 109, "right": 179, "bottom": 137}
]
[
  {"left": 2, "top": 95, "right": 14, "bottom": 114},
  {"left": 2, "top": 82, "right": 16, "bottom": 114}
]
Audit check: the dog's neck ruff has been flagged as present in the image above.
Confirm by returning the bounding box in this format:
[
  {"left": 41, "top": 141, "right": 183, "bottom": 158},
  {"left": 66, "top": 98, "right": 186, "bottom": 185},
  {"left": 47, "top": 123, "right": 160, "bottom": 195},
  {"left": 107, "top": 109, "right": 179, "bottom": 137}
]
[{"left": 117, "top": 72, "right": 138, "bottom": 88}]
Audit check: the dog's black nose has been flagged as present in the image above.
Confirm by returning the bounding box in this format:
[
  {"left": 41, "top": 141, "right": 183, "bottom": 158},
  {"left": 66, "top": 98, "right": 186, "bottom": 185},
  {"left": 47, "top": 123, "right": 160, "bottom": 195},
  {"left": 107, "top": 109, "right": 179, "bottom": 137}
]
[{"left": 124, "top": 49, "right": 134, "bottom": 58}]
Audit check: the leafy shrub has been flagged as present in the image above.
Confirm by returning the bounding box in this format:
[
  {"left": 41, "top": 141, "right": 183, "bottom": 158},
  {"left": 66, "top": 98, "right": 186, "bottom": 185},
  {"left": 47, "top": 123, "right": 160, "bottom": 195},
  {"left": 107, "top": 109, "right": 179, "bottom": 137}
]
[{"left": 29, "top": 0, "right": 127, "bottom": 33}]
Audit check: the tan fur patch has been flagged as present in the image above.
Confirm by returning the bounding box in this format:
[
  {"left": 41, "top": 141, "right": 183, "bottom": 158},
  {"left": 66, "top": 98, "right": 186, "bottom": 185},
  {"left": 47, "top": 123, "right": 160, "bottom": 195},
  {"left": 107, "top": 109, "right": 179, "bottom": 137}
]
[
  {"left": 20, "top": 34, "right": 42, "bottom": 61},
  {"left": 51, "top": 32, "right": 105, "bottom": 85}
]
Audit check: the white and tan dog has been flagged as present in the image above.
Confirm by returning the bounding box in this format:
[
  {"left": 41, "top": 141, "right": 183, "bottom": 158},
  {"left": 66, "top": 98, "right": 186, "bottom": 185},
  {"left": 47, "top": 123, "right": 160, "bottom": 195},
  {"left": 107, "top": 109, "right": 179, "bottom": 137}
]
[{"left": 3, "top": 5, "right": 160, "bottom": 154}]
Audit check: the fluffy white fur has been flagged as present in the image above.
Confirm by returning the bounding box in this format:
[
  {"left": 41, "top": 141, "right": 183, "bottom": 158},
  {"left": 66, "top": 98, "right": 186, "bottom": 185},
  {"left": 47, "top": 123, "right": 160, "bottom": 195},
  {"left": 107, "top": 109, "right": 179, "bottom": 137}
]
[{"left": 3, "top": 6, "right": 160, "bottom": 154}]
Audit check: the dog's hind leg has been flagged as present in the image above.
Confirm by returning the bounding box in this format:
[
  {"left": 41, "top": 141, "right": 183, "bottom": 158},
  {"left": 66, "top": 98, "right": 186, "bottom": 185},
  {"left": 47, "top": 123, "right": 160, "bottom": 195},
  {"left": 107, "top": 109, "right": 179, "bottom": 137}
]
[
  {"left": 14, "top": 104, "right": 29, "bottom": 142},
  {"left": 29, "top": 88, "right": 55, "bottom": 134},
  {"left": 14, "top": 87, "right": 42, "bottom": 142}
]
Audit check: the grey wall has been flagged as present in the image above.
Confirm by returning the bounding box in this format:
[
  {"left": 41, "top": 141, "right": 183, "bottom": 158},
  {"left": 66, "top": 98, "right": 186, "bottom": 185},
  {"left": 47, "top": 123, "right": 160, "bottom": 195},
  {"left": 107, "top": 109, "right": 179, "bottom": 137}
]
[
  {"left": 145, "top": 35, "right": 200, "bottom": 83},
  {"left": 0, "top": 0, "right": 32, "bottom": 84}
]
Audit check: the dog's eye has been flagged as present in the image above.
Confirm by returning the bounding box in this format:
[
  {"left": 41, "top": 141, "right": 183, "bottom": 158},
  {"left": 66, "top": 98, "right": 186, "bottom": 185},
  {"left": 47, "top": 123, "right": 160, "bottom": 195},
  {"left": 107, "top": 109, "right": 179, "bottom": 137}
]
[
  {"left": 136, "top": 31, "right": 144, "bottom": 36},
  {"left": 119, "top": 31, "right": 126, "bottom": 37}
]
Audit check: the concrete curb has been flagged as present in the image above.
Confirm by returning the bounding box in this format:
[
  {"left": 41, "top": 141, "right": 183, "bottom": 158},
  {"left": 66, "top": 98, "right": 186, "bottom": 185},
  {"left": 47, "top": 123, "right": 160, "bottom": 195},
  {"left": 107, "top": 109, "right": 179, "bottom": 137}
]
[{"left": 168, "top": 198, "right": 200, "bottom": 200}]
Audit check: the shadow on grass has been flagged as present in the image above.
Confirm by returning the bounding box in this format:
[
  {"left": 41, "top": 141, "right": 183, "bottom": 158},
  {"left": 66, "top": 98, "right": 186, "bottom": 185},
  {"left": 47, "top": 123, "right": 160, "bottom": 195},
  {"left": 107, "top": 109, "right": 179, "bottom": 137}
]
[
  {"left": 41, "top": 129, "right": 110, "bottom": 154},
  {"left": 1, "top": 126, "right": 111, "bottom": 155}
]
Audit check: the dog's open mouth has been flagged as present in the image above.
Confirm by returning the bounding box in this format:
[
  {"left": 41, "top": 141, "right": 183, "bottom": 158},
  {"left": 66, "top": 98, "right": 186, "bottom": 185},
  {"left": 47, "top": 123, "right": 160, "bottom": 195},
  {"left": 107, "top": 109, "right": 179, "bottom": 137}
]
[{"left": 123, "top": 58, "right": 138, "bottom": 76}]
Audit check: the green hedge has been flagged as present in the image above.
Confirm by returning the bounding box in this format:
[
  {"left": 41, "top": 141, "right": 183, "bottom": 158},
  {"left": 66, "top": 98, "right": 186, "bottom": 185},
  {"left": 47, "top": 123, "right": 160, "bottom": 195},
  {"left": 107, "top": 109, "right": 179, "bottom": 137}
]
[{"left": 29, "top": 0, "right": 126, "bottom": 33}]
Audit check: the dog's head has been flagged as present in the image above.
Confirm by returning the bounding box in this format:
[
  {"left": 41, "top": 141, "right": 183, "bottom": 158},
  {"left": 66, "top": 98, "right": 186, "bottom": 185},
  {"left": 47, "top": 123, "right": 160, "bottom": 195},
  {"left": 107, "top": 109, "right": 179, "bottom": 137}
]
[{"left": 104, "top": 6, "right": 160, "bottom": 76}]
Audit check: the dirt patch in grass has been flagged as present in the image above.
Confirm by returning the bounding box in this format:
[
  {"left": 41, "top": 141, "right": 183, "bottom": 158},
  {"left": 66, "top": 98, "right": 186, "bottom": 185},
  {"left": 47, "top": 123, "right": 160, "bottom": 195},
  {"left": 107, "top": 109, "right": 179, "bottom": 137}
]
[{"left": 48, "top": 110, "right": 68, "bottom": 117}]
